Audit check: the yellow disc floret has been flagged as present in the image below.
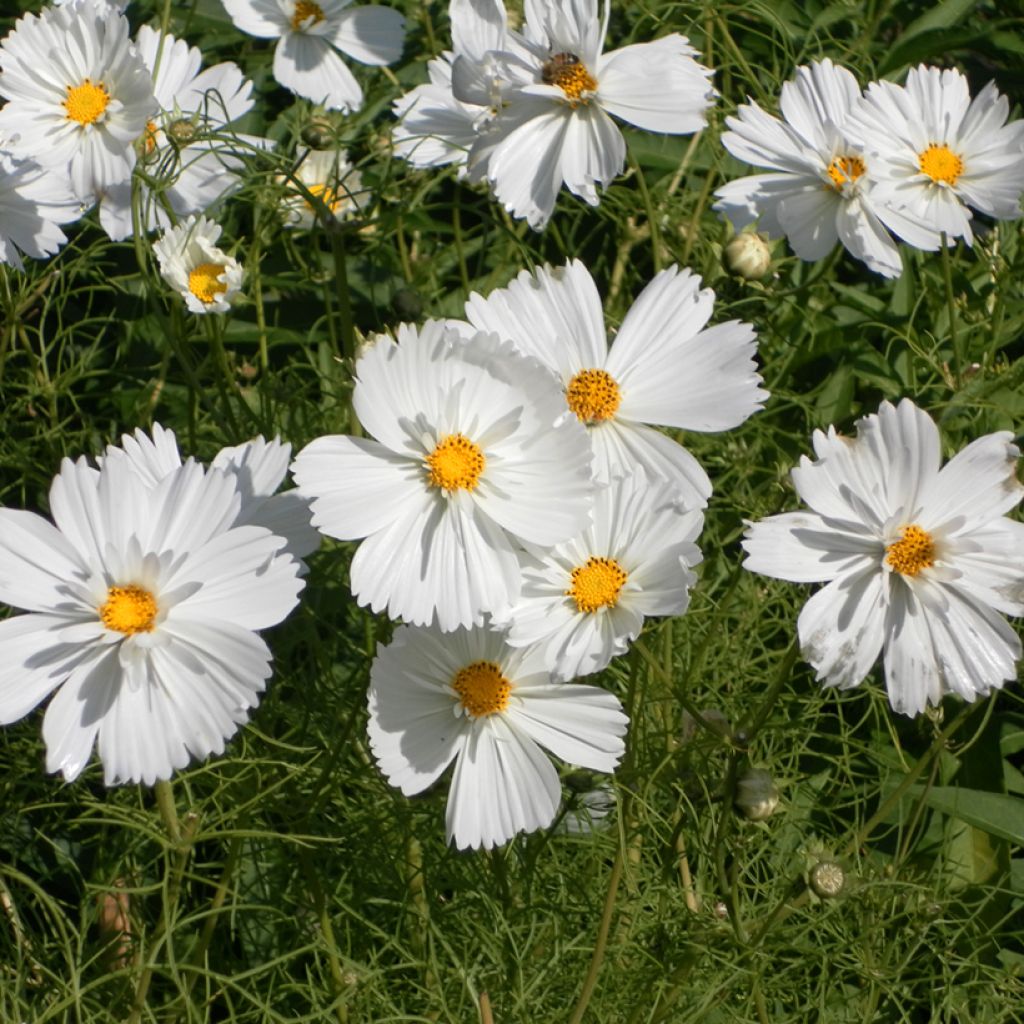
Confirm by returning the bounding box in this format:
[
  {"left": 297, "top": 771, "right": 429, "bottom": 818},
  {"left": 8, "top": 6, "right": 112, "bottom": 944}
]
[
  {"left": 541, "top": 53, "right": 597, "bottom": 103},
  {"left": 64, "top": 79, "right": 110, "bottom": 126},
  {"left": 100, "top": 585, "right": 158, "bottom": 635},
  {"left": 826, "top": 155, "right": 866, "bottom": 190},
  {"left": 566, "top": 368, "right": 621, "bottom": 424},
  {"left": 918, "top": 144, "right": 963, "bottom": 186},
  {"left": 425, "top": 434, "right": 486, "bottom": 492},
  {"left": 567, "top": 556, "right": 628, "bottom": 613},
  {"left": 306, "top": 182, "right": 342, "bottom": 214},
  {"left": 188, "top": 262, "right": 228, "bottom": 304},
  {"left": 452, "top": 660, "right": 511, "bottom": 718},
  {"left": 291, "top": 0, "right": 325, "bottom": 30},
  {"left": 885, "top": 524, "right": 935, "bottom": 577}
]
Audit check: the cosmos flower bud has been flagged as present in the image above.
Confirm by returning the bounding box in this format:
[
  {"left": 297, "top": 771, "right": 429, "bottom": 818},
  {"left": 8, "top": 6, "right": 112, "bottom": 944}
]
[
  {"left": 301, "top": 117, "right": 336, "bottom": 150},
  {"left": 166, "top": 118, "right": 199, "bottom": 146},
  {"left": 734, "top": 767, "right": 779, "bottom": 821},
  {"left": 724, "top": 232, "right": 772, "bottom": 280},
  {"left": 809, "top": 860, "right": 845, "bottom": 898}
]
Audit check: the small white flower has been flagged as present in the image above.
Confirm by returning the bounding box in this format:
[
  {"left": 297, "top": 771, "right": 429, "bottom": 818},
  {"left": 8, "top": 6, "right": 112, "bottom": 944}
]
[
  {"left": 291, "top": 320, "right": 595, "bottom": 631},
  {"left": 459, "top": 259, "right": 766, "bottom": 505},
  {"left": 714, "top": 60, "right": 932, "bottom": 279},
  {"left": 459, "top": 0, "right": 715, "bottom": 228},
  {"left": 221, "top": 0, "right": 405, "bottom": 113},
  {"left": 392, "top": 0, "right": 513, "bottom": 174},
  {"left": 152, "top": 215, "right": 243, "bottom": 314},
  {"left": 98, "top": 25, "right": 266, "bottom": 241},
  {"left": 847, "top": 64, "right": 1024, "bottom": 246},
  {"left": 279, "top": 147, "right": 364, "bottom": 228},
  {"left": 0, "top": 153, "right": 84, "bottom": 269},
  {"left": 497, "top": 470, "right": 702, "bottom": 680},
  {"left": 101, "top": 424, "right": 321, "bottom": 566},
  {"left": 367, "top": 622, "right": 628, "bottom": 850},
  {"left": 742, "top": 399, "right": 1024, "bottom": 716},
  {"left": 0, "top": 453, "right": 304, "bottom": 785},
  {"left": 0, "top": 0, "right": 156, "bottom": 200}
]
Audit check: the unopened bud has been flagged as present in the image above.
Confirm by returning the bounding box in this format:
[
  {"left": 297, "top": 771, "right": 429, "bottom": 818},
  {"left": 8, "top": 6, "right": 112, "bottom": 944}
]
[
  {"left": 724, "top": 232, "right": 772, "bottom": 280},
  {"left": 301, "top": 118, "right": 335, "bottom": 150},
  {"left": 734, "top": 768, "right": 779, "bottom": 821},
  {"left": 809, "top": 860, "right": 845, "bottom": 899},
  {"left": 167, "top": 118, "right": 198, "bottom": 146}
]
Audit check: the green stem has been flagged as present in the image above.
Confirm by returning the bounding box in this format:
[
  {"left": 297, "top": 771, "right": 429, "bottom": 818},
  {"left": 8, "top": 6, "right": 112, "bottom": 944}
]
[
  {"left": 940, "top": 233, "right": 962, "bottom": 380},
  {"left": 328, "top": 229, "right": 355, "bottom": 366},
  {"left": 628, "top": 151, "right": 663, "bottom": 273}
]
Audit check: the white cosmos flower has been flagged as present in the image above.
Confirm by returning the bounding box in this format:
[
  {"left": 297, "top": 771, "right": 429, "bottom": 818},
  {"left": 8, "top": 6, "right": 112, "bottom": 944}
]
[
  {"left": 152, "top": 214, "right": 243, "bottom": 314},
  {"left": 221, "top": 0, "right": 405, "bottom": 113},
  {"left": 496, "top": 470, "right": 702, "bottom": 681},
  {"left": 846, "top": 64, "right": 1024, "bottom": 246},
  {"left": 0, "top": 153, "right": 84, "bottom": 269},
  {"left": 0, "top": 0, "right": 156, "bottom": 200},
  {"left": 392, "top": 0, "right": 513, "bottom": 174},
  {"left": 0, "top": 453, "right": 304, "bottom": 785},
  {"left": 742, "top": 398, "right": 1024, "bottom": 717},
  {"left": 279, "top": 146, "right": 364, "bottom": 228},
  {"left": 714, "top": 60, "right": 936, "bottom": 278},
  {"left": 367, "top": 622, "right": 628, "bottom": 850},
  {"left": 459, "top": 259, "right": 766, "bottom": 506},
  {"left": 100, "top": 423, "right": 320, "bottom": 565},
  {"left": 98, "top": 25, "right": 266, "bottom": 241},
  {"left": 291, "top": 320, "right": 595, "bottom": 631},
  {"left": 458, "top": 0, "right": 715, "bottom": 229}
]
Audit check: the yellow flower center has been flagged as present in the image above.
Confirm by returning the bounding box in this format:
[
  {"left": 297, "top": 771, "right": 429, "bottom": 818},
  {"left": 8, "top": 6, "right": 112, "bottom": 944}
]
[
  {"left": 918, "top": 144, "right": 963, "bottom": 186},
  {"left": 140, "top": 119, "right": 159, "bottom": 157},
  {"left": 826, "top": 155, "right": 866, "bottom": 190},
  {"left": 291, "top": 0, "right": 325, "bottom": 30},
  {"left": 425, "top": 434, "right": 486, "bottom": 492},
  {"left": 188, "top": 262, "right": 228, "bottom": 304},
  {"left": 565, "top": 368, "right": 621, "bottom": 424},
  {"left": 306, "top": 182, "right": 342, "bottom": 214},
  {"left": 99, "top": 585, "right": 158, "bottom": 635},
  {"left": 541, "top": 52, "right": 597, "bottom": 102},
  {"left": 64, "top": 79, "right": 110, "bottom": 126},
  {"left": 885, "top": 524, "right": 935, "bottom": 577},
  {"left": 567, "top": 557, "right": 628, "bottom": 613},
  {"left": 452, "top": 660, "right": 511, "bottom": 718}
]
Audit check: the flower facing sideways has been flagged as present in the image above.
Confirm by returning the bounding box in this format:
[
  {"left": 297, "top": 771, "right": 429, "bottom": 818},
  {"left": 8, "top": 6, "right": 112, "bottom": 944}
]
[
  {"left": 367, "top": 623, "right": 628, "bottom": 849},
  {"left": 0, "top": 454, "right": 304, "bottom": 785},
  {"left": 153, "top": 215, "right": 243, "bottom": 313},
  {"left": 742, "top": 399, "right": 1024, "bottom": 716},
  {"left": 279, "top": 147, "right": 365, "bottom": 229}
]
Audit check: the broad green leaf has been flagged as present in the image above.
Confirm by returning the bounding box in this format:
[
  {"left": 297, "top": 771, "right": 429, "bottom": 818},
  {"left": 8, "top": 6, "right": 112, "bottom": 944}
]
[
  {"left": 918, "top": 786, "right": 1024, "bottom": 846},
  {"left": 896, "top": 0, "right": 979, "bottom": 42}
]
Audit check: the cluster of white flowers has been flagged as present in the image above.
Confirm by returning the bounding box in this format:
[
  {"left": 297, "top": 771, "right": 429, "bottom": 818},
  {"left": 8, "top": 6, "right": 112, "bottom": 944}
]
[
  {"left": 714, "top": 60, "right": 1024, "bottom": 278},
  {"left": 392, "top": 0, "right": 715, "bottom": 229}
]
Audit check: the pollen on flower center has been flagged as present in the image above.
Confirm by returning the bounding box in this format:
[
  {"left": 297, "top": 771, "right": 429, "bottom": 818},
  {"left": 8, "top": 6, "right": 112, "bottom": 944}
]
[
  {"left": 541, "top": 52, "right": 597, "bottom": 103},
  {"left": 826, "top": 155, "right": 866, "bottom": 190},
  {"left": 100, "top": 585, "right": 158, "bottom": 635},
  {"left": 188, "top": 262, "right": 228, "bottom": 304},
  {"left": 885, "top": 524, "right": 935, "bottom": 577},
  {"left": 567, "top": 556, "right": 628, "bottom": 613},
  {"left": 566, "top": 368, "right": 621, "bottom": 424},
  {"left": 64, "top": 79, "right": 110, "bottom": 126},
  {"left": 918, "top": 144, "right": 963, "bottom": 186},
  {"left": 426, "top": 433, "right": 486, "bottom": 491},
  {"left": 452, "top": 660, "right": 511, "bottom": 717},
  {"left": 291, "top": 0, "right": 325, "bottom": 30}
]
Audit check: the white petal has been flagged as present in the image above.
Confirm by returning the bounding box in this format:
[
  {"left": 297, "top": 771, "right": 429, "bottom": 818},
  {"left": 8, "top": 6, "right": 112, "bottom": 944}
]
[
  {"left": 273, "top": 32, "right": 364, "bottom": 112},
  {"left": 0, "top": 613, "right": 84, "bottom": 724},
  {"left": 329, "top": 4, "right": 405, "bottom": 66},
  {"left": 0, "top": 508, "right": 86, "bottom": 612}
]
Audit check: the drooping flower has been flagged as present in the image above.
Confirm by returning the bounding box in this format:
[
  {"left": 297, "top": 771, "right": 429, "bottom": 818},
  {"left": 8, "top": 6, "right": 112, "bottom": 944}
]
[
  {"left": 0, "top": 153, "right": 84, "bottom": 269},
  {"left": 0, "top": 0, "right": 156, "bottom": 200},
  {"left": 101, "top": 424, "right": 320, "bottom": 565},
  {"left": 392, "top": 0, "right": 514, "bottom": 174},
  {"left": 367, "top": 622, "right": 628, "bottom": 849},
  {"left": 742, "top": 399, "right": 1024, "bottom": 716},
  {"left": 847, "top": 64, "right": 1024, "bottom": 246},
  {"left": 496, "top": 469, "right": 702, "bottom": 680},
  {"left": 221, "top": 0, "right": 405, "bottom": 113},
  {"left": 714, "top": 59, "right": 935, "bottom": 278},
  {"left": 0, "top": 452, "right": 304, "bottom": 785},
  {"left": 98, "top": 25, "right": 266, "bottom": 240},
  {"left": 152, "top": 214, "right": 243, "bottom": 314},
  {"left": 457, "top": 0, "right": 715, "bottom": 228},
  {"left": 459, "top": 259, "right": 766, "bottom": 505},
  {"left": 291, "top": 320, "right": 595, "bottom": 631},
  {"left": 279, "top": 146, "right": 364, "bottom": 228}
]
